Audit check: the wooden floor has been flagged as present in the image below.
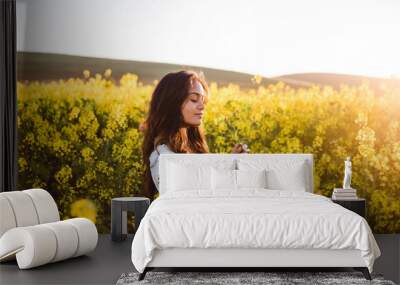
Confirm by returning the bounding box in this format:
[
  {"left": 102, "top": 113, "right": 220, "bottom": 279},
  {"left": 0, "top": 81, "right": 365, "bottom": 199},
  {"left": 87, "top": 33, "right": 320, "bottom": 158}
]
[{"left": 0, "top": 234, "right": 398, "bottom": 285}]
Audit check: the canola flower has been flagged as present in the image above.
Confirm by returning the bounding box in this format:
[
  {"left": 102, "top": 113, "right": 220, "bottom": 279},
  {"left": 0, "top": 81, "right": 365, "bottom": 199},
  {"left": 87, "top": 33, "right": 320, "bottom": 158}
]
[
  {"left": 70, "top": 198, "right": 97, "bottom": 223},
  {"left": 16, "top": 71, "right": 400, "bottom": 233}
]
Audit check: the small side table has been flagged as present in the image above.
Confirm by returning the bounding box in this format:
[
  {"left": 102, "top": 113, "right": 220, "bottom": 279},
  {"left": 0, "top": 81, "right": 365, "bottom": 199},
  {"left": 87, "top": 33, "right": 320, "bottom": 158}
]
[
  {"left": 111, "top": 197, "right": 150, "bottom": 242},
  {"left": 332, "top": 198, "right": 366, "bottom": 218}
]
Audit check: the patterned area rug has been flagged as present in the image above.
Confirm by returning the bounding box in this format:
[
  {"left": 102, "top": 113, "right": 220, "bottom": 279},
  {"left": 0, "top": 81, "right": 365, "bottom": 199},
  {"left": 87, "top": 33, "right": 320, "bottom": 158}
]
[{"left": 116, "top": 271, "right": 396, "bottom": 285}]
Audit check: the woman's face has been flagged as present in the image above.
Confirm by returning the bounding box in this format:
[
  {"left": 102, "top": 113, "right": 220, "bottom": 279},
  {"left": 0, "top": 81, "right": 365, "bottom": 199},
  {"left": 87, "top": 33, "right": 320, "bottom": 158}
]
[{"left": 181, "top": 80, "right": 206, "bottom": 127}]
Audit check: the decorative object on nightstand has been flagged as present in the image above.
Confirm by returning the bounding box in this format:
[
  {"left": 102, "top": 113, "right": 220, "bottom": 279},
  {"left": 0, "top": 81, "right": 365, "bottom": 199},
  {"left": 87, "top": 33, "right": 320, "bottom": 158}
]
[
  {"left": 332, "top": 198, "right": 366, "bottom": 218},
  {"left": 342, "top": 156, "right": 352, "bottom": 189},
  {"left": 332, "top": 188, "right": 358, "bottom": 200},
  {"left": 332, "top": 156, "right": 358, "bottom": 200},
  {"left": 111, "top": 197, "right": 150, "bottom": 242}
]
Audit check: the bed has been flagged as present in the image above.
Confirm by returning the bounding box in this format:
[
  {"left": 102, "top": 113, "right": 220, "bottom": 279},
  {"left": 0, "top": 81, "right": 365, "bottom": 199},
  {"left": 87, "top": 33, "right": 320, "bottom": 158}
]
[{"left": 131, "top": 154, "right": 381, "bottom": 281}]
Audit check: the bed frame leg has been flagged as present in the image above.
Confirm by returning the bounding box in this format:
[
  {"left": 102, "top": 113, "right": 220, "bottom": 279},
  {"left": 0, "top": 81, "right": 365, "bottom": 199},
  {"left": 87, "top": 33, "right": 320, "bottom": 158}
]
[
  {"left": 138, "top": 268, "right": 148, "bottom": 281},
  {"left": 354, "top": 267, "right": 371, "bottom": 280}
]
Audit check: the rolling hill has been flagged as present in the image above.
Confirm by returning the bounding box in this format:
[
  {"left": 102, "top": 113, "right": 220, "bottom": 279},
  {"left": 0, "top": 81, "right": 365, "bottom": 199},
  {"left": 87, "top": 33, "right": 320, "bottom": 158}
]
[{"left": 17, "top": 52, "right": 400, "bottom": 94}]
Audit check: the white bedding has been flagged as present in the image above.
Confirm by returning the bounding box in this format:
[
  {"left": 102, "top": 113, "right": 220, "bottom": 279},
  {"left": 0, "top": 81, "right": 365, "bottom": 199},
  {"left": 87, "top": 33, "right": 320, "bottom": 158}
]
[{"left": 131, "top": 190, "right": 381, "bottom": 273}]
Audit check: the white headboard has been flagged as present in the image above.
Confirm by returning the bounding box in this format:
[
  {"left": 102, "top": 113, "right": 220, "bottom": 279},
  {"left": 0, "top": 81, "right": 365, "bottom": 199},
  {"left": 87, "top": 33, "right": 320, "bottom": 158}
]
[{"left": 159, "top": 153, "right": 314, "bottom": 194}]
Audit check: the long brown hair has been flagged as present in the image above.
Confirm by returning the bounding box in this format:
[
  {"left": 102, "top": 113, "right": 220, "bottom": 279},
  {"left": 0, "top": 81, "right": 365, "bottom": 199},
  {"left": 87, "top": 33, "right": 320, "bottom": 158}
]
[{"left": 142, "top": 70, "right": 210, "bottom": 198}]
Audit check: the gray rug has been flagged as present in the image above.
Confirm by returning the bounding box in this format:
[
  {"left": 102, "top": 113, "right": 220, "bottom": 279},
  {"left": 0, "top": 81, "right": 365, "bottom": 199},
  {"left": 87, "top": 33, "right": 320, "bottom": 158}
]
[{"left": 116, "top": 271, "right": 396, "bottom": 285}]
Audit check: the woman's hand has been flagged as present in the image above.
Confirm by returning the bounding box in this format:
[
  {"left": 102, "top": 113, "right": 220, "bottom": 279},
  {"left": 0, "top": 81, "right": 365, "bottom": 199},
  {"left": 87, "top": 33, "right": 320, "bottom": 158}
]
[{"left": 231, "top": 143, "right": 250, "bottom": 154}]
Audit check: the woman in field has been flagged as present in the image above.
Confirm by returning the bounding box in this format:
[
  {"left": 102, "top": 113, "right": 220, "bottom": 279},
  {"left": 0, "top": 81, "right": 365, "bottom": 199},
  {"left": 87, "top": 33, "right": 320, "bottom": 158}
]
[{"left": 141, "top": 70, "right": 249, "bottom": 197}]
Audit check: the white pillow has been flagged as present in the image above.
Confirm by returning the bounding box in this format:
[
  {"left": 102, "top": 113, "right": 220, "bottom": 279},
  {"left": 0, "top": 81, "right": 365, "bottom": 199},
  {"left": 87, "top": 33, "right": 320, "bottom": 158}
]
[
  {"left": 211, "top": 168, "right": 268, "bottom": 190},
  {"left": 237, "top": 159, "right": 308, "bottom": 191},
  {"left": 212, "top": 168, "right": 237, "bottom": 190},
  {"left": 236, "top": 169, "right": 267, "bottom": 188},
  {"left": 265, "top": 161, "right": 307, "bottom": 191},
  {"left": 166, "top": 161, "right": 212, "bottom": 191}
]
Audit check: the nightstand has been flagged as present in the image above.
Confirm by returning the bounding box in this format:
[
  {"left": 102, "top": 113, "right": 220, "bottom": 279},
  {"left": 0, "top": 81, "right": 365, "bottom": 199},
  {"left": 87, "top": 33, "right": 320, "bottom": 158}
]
[
  {"left": 331, "top": 198, "right": 366, "bottom": 218},
  {"left": 111, "top": 197, "right": 150, "bottom": 241}
]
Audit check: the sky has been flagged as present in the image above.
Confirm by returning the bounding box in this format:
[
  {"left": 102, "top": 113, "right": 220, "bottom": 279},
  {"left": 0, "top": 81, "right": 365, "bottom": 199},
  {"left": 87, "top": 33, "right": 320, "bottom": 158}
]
[{"left": 16, "top": 0, "right": 400, "bottom": 78}]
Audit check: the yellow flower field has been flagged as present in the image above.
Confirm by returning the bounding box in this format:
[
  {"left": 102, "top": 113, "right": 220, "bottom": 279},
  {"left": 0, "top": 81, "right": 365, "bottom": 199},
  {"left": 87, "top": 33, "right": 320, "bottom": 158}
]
[{"left": 17, "top": 72, "right": 400, "bottom": 233}]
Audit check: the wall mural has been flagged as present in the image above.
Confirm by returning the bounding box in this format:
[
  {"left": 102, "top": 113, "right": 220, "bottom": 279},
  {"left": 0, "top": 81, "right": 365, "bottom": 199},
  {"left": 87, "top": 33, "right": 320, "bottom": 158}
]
[{"left": 16, "top": 1, "right": 400, "bottom": 234}]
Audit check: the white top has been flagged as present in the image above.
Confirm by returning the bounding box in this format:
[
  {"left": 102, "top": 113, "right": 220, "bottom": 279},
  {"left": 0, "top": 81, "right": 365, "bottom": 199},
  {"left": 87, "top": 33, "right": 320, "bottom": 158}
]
[{"left": 149, "top": 144, "right": 174, "bottom": 191}]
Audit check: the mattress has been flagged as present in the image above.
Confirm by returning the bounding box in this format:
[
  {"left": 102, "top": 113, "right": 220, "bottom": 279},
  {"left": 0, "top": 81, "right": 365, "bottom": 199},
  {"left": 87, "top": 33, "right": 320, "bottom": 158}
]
[{"left": 131, "top": 189, "right": 381, "bottom": 273}]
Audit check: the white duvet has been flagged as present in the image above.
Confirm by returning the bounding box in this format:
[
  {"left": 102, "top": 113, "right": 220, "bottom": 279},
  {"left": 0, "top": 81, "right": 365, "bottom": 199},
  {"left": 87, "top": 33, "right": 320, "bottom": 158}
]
[{"left": 131, "top": 190, "right": 381, "bottom": 273}]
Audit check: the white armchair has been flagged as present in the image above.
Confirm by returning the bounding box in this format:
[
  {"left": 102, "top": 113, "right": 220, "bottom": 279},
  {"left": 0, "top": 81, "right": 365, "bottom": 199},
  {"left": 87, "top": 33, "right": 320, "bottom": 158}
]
[{"left": 0, "top": 189, "right": 98, "bottom": 269}]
